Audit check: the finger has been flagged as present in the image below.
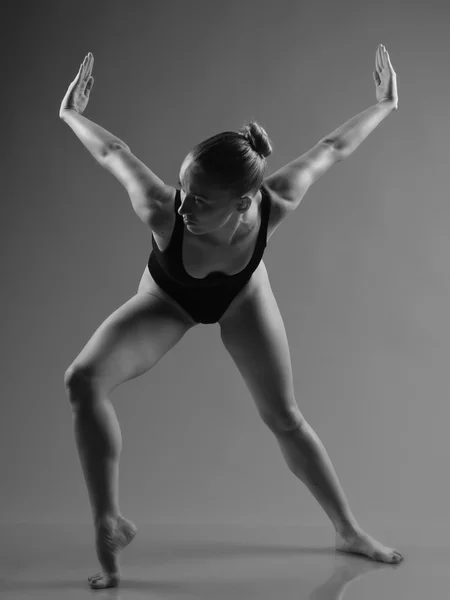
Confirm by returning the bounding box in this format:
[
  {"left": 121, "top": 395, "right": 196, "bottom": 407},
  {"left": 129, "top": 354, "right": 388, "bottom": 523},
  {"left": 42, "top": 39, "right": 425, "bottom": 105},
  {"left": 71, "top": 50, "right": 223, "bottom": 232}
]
[
  {"left": 380, "top": 44, "right": 387, "bottom": 69},
  {"left": 84, "top": 53, "right": 94, "bottom": 81},
  {"left": 81, "top": 53, "right": 90, "bottom": 79},
  {"left": 376, "top": 45, "right": 382, "bottom": 72},
  {"left": 72, "top": 62, "right": 83, "bottom": 85},
  {"left": 385, "top": 48, "right": 394, "bottom": 71},
  {"left": 88, "top": 54, "right": 94, "bottom": 78},
  {"left": 83, "top": 76, "right": 94, "bottom": 98}
]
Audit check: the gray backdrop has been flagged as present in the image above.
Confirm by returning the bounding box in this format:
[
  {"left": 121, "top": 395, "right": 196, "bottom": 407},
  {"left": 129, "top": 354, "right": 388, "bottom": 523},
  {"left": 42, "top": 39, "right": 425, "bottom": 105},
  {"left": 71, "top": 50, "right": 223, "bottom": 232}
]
[{"left": 2, "top": 0, "right": 448, "bottom": 528}]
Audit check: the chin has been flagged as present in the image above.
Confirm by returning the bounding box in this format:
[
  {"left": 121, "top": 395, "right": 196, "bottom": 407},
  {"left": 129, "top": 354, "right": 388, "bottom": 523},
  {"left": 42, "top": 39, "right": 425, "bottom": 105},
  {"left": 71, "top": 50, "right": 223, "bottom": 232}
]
[{"left": 185, "top": 221, "right": 202, "bottom": 232}]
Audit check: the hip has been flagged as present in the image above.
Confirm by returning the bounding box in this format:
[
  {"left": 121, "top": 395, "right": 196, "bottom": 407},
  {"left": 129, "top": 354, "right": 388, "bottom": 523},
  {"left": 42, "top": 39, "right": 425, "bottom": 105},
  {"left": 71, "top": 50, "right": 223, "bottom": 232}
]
[{"left": 137, "top": 259, "right": 270, "bottom": 325}]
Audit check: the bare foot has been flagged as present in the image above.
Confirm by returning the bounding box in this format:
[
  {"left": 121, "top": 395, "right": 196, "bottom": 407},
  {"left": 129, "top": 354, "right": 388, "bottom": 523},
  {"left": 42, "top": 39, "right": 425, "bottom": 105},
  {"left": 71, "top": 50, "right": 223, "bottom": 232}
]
[
  {"left": 88, "top": 515, "right": 137, "bottom": 589},
  {"left": 335, "top": 528, "right": 404, "bottom": 564}
]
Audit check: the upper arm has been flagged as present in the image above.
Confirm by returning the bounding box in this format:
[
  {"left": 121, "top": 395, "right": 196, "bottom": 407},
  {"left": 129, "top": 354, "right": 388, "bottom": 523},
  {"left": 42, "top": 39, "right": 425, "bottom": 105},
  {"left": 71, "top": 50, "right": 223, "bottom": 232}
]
[
  {"left": 264, "top": 140, "right": 341, "bottom": 211},
  {"left": 102, "top": 145, "right": 172, "bottom": 226}
]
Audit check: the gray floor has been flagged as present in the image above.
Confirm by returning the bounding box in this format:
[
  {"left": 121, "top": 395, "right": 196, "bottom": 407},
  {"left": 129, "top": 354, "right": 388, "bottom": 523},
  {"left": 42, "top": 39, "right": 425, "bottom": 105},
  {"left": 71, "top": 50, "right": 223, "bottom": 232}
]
[{"left": 1, "top": 522, "right": 448, "bottom": 599}]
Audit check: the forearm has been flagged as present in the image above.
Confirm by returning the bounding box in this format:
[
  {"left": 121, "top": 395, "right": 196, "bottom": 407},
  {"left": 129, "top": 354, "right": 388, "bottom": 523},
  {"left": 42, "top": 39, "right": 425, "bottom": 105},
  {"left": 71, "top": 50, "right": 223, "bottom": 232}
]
[
  {"left": 59, "top": 109, "right": 130, "bottom": 163},
  {"left": 323, "top": 100, "right": 396, "bottom": 159}
]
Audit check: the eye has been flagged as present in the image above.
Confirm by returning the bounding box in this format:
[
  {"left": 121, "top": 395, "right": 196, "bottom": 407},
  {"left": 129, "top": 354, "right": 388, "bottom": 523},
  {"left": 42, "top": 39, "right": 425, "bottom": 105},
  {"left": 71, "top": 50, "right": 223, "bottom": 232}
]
[{"left": 177, "top": 179, "right": 205, "bottom": 204}]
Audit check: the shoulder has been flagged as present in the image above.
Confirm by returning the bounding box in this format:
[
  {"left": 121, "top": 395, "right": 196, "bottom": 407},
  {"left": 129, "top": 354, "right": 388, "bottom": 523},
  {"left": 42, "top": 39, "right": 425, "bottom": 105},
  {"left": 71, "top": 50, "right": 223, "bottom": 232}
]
[
  {"left": 261, "top": 179, "right": 294, "bottom": 242},
  {"left": 147, "top": 185, "right": 177, "bottom": 239}
]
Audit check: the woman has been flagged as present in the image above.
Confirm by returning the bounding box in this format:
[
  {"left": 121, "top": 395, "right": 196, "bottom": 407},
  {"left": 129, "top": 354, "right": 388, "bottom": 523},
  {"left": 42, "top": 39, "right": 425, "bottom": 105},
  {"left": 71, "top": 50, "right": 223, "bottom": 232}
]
[{"left": 60, "top": 44, "right": 402, "bottom": 590}]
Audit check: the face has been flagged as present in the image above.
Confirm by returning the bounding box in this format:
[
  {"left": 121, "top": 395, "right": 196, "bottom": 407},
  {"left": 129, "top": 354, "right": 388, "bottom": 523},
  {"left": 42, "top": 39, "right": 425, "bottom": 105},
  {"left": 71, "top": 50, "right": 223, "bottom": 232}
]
[{"left": 177, "top": 157, "right": 252, "bottom": 235}]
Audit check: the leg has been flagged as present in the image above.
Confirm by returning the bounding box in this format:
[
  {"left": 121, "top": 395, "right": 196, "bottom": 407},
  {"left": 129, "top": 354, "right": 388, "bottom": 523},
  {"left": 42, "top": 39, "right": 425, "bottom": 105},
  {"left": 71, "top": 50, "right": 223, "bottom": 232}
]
[
  {"left": 64, "top": 291, "right": 196, "bottom": 587},
  {"left": 219, "top": 262, "right": 403, "bottom": 564}
]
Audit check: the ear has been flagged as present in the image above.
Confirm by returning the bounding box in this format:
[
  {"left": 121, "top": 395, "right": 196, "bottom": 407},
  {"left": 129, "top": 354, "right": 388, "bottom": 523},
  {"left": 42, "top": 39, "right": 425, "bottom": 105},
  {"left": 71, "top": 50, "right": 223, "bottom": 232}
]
[{"left": 237, "top": 195, "right": 253, "bottom": 213}]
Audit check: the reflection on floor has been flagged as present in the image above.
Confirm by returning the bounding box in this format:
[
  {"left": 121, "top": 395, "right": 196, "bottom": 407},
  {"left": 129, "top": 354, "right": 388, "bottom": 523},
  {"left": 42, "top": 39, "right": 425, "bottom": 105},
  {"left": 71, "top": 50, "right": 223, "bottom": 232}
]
[{"left": 1, "top": 522, "right": 449, "bottom": 599}]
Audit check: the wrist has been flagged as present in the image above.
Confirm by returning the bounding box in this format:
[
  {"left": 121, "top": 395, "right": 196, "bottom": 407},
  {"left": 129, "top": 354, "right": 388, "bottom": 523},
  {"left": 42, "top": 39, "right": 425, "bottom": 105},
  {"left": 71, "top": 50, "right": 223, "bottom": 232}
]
[
  {"left": 59, "top": 107, "right": 79, "bottom": 120},
  {"left": 378, "top": 99, "right": 398, "bottom": 112}
]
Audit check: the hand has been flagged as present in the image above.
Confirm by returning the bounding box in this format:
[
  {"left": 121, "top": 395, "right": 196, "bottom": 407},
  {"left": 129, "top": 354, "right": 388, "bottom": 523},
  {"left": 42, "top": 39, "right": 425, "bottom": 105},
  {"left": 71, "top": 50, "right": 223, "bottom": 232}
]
[
  {"left": 59, "top": 52, "right": 95, "bottom": 117},
  {"left": 373, "top": 44, "right": 398, "bottom": 110}
]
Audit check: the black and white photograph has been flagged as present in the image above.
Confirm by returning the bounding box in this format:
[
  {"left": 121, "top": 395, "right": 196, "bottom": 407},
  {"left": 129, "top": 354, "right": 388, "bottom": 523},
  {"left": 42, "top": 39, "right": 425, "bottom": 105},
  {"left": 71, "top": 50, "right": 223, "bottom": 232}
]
[{"left": 1, "top": 0, "right": 448, "bottom": 597}]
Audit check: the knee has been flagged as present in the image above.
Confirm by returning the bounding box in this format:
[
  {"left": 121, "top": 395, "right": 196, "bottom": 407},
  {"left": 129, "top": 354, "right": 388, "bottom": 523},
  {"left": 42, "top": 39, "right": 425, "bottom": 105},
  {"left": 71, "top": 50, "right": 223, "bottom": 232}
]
[
  {"left": 64, "top": 365, "right": 96, "bottom": 400},
  {"left": 262, "top": 409, "right": 306, "bottom": 434}
]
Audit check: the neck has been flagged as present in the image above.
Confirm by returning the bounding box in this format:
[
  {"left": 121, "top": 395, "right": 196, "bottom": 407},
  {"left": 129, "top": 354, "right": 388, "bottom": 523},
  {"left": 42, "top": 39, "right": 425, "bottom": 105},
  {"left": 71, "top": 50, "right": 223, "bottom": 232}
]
[{"left": 196, "top": 190, "right": 261, "bottom": 246}]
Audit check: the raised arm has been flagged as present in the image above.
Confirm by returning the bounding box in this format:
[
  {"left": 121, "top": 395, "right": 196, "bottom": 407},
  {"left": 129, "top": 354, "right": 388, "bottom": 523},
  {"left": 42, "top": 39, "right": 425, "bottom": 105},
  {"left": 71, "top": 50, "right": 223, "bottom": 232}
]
[
  {"left": 59, "top": 53, "right": 170, "bottom": 227},
  {"left": 59, "top": 108, "right": 130, "bottom": 160},
  {"left": 266, "top": 44, "right": 398, "bottom": 210}
]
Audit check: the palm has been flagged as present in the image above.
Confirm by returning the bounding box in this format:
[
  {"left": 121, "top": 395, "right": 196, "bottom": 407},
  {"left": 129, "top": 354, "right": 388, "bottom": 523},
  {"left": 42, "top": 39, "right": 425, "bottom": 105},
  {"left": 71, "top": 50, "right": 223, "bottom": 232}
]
[
  {"left": 373, "top": 44, "right": 398, "bottom": 108},
  {"left": 59, "top": 53, "right": 95, "bottom": 116}
]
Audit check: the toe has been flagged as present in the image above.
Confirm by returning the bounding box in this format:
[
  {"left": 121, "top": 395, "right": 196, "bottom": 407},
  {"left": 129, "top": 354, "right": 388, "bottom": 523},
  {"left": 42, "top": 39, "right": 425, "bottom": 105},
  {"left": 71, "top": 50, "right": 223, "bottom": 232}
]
[{"left": 88, "top": 572, "right": 119, "bottom": 589}]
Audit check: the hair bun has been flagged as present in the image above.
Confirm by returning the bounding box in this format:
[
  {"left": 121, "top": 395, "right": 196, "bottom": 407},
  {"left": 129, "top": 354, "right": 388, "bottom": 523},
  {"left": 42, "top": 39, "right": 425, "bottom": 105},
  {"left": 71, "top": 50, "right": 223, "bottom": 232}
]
[{"left": 239, "top": 121, "right": 273, "bottom": 159}]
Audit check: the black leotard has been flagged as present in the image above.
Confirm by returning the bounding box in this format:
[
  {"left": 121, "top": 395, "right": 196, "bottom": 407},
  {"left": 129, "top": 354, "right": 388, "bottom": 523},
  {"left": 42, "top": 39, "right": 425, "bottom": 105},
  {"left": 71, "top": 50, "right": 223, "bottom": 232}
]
[{"left": 147, "top": 186, "right": 271, "bottom": 324}]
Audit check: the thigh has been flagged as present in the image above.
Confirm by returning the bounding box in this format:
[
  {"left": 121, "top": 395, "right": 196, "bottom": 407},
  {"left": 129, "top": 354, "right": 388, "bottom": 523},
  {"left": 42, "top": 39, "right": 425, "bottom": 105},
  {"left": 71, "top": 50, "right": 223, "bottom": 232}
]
[
  {"left": 65, "top": 290, "right": 196, "bottom": 395},
  {"left": 219, "top": 262, "right": 304, "bottom": 431},
  {"left": 137, "top": 263, "right": 197, "bottom": 326}
]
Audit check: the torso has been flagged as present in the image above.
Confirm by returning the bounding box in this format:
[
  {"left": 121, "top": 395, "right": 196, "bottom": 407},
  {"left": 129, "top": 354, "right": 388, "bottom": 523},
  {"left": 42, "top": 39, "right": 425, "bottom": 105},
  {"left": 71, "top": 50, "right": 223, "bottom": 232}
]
[
  {"left": 137, "top": 182, "right": 287, "bottom": 312},
  {"left": 153, "top": 184, "right": 283, "bottom": 277}
]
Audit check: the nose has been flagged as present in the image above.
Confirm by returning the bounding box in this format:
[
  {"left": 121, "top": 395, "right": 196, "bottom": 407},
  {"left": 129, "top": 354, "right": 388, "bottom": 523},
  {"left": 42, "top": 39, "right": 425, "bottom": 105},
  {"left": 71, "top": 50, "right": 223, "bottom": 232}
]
[
  {"left": 178, "top": 197, "right": 194, "bottom": 218},
  {"left": 178, "top": 208, "right": 192, "bottom": 218}
]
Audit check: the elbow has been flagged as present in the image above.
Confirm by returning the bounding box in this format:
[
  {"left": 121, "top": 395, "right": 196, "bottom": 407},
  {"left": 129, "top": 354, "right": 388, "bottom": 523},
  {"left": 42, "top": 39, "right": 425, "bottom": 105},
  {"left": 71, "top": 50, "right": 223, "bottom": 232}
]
[
  {"left": 326, "top": 139, "right": 348, "bottom": 161},
  {"left": 322, "top": 137, "right": 345, "bottom": 154},
  {"left": 103, "top": 140, "right": 130, "bottom": 158},
  {"left": 319, "top": 137, "right": 343, "bottom": 158}
]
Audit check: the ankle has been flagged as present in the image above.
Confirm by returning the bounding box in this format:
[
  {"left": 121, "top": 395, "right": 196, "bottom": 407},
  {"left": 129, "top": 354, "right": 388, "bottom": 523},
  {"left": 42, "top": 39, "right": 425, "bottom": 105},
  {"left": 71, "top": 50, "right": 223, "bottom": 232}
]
[
  {"left": 94, "top": 512, "right": 121, "bottom": 528},
  {"left": 335, "top": 520, "right": 361, "bottom": 538}
]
